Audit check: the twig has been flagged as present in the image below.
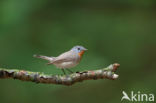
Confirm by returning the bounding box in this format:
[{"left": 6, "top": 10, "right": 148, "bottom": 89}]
[{"left": 0, "top": 63, "right": 120, "bottom": 86}]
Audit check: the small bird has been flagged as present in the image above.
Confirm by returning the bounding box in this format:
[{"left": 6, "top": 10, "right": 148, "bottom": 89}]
[{"left": 34, "top": 45, "right": 87, "bottom": 74}]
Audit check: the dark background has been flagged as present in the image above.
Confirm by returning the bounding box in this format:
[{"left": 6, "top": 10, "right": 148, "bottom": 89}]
[{"left": 0, "top": 0, "right": 156, "bottom": 103}]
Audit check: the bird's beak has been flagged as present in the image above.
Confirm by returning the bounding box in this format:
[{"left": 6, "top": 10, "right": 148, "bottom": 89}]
[{"left": 84, "top": 48, "right": 88, "bottom": 51}]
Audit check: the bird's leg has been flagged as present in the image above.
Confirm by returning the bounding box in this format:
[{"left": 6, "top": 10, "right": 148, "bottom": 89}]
[
  {"left": 61, "top": 69, "right": 66, "bottom": 75},
  {"left": 66, "top": 69, "right": 73, "bottom": 74}
]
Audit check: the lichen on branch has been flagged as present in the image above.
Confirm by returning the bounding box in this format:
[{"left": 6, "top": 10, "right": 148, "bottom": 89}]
[{"left": 0, "top": 63, "right": 120, "bottom": 86}]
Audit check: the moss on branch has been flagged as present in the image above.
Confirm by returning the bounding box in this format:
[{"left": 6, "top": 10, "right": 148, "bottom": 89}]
[{"left": 0, "top": 63, "right": 120, "bottom": 86}]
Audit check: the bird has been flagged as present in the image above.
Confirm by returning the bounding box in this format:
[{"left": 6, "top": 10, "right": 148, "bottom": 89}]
[{"left": 33, "top": 45, "right": 87, "bottom": 74}]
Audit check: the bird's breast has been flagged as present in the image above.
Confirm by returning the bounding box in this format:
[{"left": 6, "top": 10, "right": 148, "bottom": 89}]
[
  {"left": 78, "top": 50, "right": 85, "bottom": 59},
  {"left": 54, "top": 61, "right": 78, "bottom": 69}
]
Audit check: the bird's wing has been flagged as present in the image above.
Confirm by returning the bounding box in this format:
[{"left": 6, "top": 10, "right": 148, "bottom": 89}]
[{"left": 48, "top": 51, "right": 77, "bottom": 64}]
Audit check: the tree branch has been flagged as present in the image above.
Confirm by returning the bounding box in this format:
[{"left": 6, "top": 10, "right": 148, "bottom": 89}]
[{"left": 0, "top": 63, "right": 120, "bottom": 86}]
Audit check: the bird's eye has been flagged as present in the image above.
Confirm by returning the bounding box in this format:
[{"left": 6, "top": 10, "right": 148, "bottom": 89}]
[{"left": 77, "top": 48, "right": 80, "bottom": 50}]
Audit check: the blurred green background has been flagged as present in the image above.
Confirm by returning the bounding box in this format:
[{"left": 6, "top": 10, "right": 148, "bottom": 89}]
[{"left": 0, "top": 0, "right": 156, "bottom": 103}]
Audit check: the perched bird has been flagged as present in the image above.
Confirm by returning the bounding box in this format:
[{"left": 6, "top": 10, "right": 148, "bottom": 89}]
[{"left": 34, "top": 45, "right": 87, "bottom": 74}]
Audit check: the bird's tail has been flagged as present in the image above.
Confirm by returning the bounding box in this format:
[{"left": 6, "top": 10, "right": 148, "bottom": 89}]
[{"left": 33, "top": 54, "right": 55, "bottom": 62}]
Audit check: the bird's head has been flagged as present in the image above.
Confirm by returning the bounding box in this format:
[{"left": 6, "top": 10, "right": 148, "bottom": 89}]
[{"left": 71, "top": 45, "right": 87, "bottom": 58}]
